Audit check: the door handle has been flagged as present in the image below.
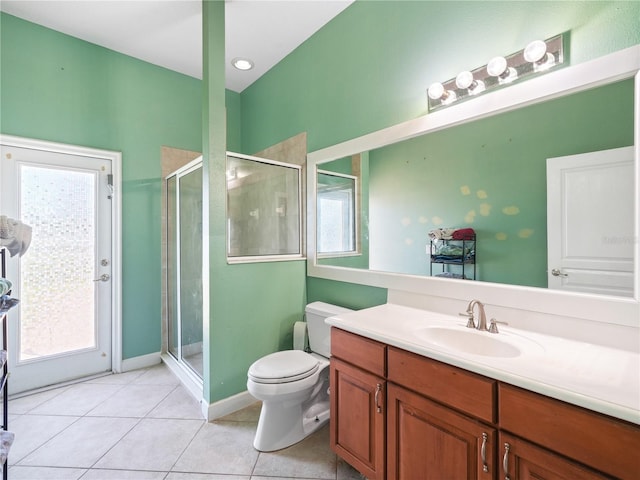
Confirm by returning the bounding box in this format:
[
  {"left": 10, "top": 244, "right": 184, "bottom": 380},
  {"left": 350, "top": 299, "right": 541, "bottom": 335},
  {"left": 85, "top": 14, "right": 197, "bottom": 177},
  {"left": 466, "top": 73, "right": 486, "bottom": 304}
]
[
  {"left": 480, "top": 432, "right": 489, "bottom": 473},
  {"left": 551, "top": 268, "right": 568, "bottom": 277},
  {"left": 502, "top": 442, "right": 511, "bottom": 480},
  {"left": 93, "top": 274, "right": 110, "bottom": 282}
]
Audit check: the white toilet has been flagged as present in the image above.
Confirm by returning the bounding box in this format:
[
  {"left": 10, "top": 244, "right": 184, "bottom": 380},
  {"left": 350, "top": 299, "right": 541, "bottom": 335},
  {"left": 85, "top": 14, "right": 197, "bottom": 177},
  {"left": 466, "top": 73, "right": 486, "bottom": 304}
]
[{"left": 247, "top": 301, "right": 353, "bottom": 452}]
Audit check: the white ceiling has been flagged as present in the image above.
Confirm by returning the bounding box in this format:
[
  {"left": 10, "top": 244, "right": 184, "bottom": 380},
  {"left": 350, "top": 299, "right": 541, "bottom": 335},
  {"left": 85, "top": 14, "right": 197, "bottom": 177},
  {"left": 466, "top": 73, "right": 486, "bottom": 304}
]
[{"left": 0, "top": 0, "right": 354, "bottom": 92}]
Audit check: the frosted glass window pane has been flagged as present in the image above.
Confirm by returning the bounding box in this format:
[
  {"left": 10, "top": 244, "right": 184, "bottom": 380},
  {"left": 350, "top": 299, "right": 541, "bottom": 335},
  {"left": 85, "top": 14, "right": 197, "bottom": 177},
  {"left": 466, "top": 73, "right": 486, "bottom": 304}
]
[
  {"left": 227, "top": 155, "right": 301, "bottom": 257},
  {"left": 319, "top": 197, "right": 349, "bottom": 253},
  {"left": 19, "top": 165, "right": 96, "bottom": 361}
]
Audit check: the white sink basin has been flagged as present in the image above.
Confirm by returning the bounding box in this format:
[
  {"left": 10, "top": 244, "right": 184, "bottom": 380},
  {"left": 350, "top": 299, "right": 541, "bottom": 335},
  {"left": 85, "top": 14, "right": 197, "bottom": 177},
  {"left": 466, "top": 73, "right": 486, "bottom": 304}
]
[{"left": 416, "top": 326, "right": 528, "bottom": 358}]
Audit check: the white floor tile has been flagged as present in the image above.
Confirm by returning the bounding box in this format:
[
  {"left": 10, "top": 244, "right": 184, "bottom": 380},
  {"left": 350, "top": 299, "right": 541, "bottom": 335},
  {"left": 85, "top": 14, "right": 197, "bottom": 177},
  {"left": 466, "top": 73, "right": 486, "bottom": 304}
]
[
  {"left": 132, "top": 364, "right": 181, "bottom": 386},
  {"left": 93, "top": 418, "right": 203, "bottom": 471},
  {"left": 8, "top": 465, "right": 87, "bottom": 479},
  {"left": 29, "top": 384, "right": 123, "bottom": 416},
  {"left": 83, "top": 370, "right": 147, "bottom": 385},
  {"left": 216, "top": 401, "right": 261, "bottom": 423},
  {"left": 87, "top": 384, "right": 175, "bottom": 418},
  {"left": 8, "top": 414, "right": 79, "bottom": 464},
  {"left": 252, "top": 425, "right": 337, "bottom": 479},
  {"left": 7, "top": 364, "right": 349, "bottom": 480},
  {"left": 9, "top": 386, "right": 69, "bottom": 414},
  {"left": 251, "top": 477, "right": 326, "bottom": 480},
  {"left": 147, "top": 386, "right": 203, "bottom": 420},
  {"left": 19, "top": 416, "right": 138, "bottom": 468},
  {"left": 80, "top": 468, "right": 168, "bottom": 479},
  {"left": 166, "top": 474, "right": 250, "bottom": 480},
  {"left": 172, "top": 421, "right": 259, "bottom": 475},
  {"left": 337, "top": 458, "right": 366, "bottom": 480}
]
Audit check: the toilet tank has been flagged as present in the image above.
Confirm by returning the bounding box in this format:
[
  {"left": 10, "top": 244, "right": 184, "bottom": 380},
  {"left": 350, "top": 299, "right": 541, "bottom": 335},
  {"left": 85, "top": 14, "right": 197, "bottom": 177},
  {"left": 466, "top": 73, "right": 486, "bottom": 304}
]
[{"left": 305, "top": 302, "right": 353, "bottom": 357}]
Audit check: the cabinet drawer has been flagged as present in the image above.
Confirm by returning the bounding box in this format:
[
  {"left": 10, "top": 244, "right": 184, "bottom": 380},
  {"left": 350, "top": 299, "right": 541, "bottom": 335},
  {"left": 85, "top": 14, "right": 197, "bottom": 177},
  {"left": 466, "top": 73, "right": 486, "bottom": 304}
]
[
  {"left": 499, "top": 384, "right": 640, "bottom": 480},
  {"left": 331, "top": 328, "right": 386, "bottom": 377},
  {"left": 387, "top": 347, "right": 496, "bottom": 423}
]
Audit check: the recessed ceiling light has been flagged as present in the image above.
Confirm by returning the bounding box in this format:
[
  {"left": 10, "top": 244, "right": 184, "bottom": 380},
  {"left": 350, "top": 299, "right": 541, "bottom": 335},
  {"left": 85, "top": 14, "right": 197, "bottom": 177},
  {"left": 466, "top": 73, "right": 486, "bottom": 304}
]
[{"left": 231, "top": 57, "right": 254, "bottom": 71}]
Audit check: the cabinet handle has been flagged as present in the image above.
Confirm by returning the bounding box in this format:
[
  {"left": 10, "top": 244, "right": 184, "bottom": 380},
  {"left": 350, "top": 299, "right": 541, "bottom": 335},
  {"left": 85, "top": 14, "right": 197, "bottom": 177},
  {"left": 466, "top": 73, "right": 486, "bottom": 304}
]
[
  {"left": 480, "top": 432, "right": 489, "bottom": 473},
  {"left": 502, "top": 442, "right": 511, "bottom": 480},
  {"left": 374, "top": 383, "right": 382, "bottom": 413}
]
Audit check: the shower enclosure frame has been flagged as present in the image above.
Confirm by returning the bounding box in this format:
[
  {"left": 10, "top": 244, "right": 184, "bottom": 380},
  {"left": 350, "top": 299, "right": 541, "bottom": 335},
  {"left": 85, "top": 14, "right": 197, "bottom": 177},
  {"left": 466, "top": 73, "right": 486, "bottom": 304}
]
[{"left": 163, "top": 157, "right": 204, "bottom": 395}]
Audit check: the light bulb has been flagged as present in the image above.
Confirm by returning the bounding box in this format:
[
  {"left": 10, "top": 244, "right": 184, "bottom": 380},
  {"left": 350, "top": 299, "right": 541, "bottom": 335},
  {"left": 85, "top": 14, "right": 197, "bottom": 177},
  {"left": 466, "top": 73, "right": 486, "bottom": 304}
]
[
  {"left": 427, "top": 82, "right": 457, "bottom": 105},
  {"left": 487, "top": 56, "right": 517, "bottom": 84},
  {"left": 455, "top": 71, "right": 474, "bottom": 89},
  {"left": 524, "top": 39, "right": 555, "bottom": 71},
  {"left": 487, "top": 56, "right": 508, "bottom": 77},
  {"left": 231, "top": 57, "right": 254, "bottom": 71},
  {"left": 427, "top": 82, "right": 445, "bottom": 100},
  {"left": 455, "top": 71, "right": 485, "bottom": 95},
  {"left": 524, "top": 40, "right": 547, "bottom": 63}
]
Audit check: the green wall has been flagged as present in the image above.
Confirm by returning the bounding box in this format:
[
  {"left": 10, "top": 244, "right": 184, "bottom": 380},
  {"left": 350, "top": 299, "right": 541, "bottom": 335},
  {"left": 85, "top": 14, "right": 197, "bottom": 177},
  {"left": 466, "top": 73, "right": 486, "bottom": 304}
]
[
  {"left": 240, "top": 0, "right": 640, "bottom": 309},
  {"left": 0, "top": 13, "right": 207, "bottom": 360}
]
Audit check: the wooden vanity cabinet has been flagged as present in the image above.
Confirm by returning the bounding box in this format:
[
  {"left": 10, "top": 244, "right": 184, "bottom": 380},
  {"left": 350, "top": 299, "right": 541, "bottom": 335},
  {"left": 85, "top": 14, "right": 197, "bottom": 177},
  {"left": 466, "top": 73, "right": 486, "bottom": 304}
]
[
  {"left": 330, "top": 328, "right": 387, "bottom": 480},
  {"left": 499, "top": 384, "right": 640, "bottom": 480},
  {"left": 330, "top": 328, "right": 640, "bottom": 480}
]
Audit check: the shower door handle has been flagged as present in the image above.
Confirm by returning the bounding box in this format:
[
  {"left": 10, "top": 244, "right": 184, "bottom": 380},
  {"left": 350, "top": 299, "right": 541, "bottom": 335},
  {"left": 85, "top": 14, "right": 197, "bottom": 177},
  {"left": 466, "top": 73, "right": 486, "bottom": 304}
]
[{"left": 93, "top": 274, "right": 110, "bottom": 282}]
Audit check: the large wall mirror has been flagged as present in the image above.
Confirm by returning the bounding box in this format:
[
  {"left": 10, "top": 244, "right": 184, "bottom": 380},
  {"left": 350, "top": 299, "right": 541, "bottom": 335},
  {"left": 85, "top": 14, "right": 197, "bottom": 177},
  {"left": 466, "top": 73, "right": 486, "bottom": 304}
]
[{"left": 307, "top": 46, "right": 639, "bottom": 326}]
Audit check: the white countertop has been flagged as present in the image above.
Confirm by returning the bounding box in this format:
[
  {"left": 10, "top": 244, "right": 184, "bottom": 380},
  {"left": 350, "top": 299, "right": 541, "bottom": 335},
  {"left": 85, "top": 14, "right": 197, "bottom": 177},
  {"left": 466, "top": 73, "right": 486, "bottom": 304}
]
[{"left": 326, "top": 303, "right": 640, "bottom": 425}]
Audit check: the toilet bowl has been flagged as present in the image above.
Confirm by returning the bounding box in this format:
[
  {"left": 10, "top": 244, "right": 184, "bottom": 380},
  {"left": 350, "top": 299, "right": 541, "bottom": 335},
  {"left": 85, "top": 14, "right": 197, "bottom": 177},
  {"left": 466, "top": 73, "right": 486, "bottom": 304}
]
[{"left": 247, "top": 302, "right": 352, "bottom": 452}]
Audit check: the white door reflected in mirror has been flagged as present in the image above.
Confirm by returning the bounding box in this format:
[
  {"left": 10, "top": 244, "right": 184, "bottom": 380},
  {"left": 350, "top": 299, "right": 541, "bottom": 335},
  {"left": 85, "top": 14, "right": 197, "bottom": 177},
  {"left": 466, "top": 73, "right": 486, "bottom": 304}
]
[{"left": 547, "top": 146, "right": 634, "bottom": 297}]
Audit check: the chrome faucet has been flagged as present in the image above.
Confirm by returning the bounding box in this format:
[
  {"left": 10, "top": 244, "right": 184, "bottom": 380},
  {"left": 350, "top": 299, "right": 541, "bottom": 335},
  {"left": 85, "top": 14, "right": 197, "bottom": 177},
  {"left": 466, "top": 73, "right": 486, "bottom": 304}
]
[{"left": 459, "top": 299, "right": 489, "bottom": 331}]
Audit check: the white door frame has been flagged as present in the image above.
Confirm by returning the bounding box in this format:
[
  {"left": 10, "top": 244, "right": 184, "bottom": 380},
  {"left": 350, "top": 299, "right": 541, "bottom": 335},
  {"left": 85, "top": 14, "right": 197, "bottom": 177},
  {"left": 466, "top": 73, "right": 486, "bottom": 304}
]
[{"left": 0, "top": 134, "right": 123, "bottom": 373}]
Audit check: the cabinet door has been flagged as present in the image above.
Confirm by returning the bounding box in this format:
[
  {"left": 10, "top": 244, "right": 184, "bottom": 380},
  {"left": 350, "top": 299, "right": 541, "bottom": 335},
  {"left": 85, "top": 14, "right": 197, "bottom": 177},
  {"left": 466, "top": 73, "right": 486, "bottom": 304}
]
[
  {"left": 387, "top": 384, "right": 496, "bottom": 480},
  {"left": 500, "top": 432, "right": 613, "bottom": 480},
  {"left": 330, "top": 358, "right": 385, "bottom": 480}
]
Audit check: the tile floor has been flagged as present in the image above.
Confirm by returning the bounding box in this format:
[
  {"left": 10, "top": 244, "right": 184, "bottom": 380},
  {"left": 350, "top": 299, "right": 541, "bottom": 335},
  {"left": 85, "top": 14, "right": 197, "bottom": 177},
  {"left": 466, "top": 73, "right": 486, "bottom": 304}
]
[{"left": 6, "top": 363, "right": 364, "bottom": 480}]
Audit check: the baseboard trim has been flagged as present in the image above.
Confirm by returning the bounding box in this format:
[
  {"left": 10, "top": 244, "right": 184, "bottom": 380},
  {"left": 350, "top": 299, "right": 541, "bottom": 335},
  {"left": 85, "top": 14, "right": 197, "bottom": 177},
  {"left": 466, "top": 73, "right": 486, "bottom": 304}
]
[
  {"left": 204, "top": 390, "right": 257, "bottom": 422},
  {"left": 121, "top": 352, "right": 162, "bottom": 372}
]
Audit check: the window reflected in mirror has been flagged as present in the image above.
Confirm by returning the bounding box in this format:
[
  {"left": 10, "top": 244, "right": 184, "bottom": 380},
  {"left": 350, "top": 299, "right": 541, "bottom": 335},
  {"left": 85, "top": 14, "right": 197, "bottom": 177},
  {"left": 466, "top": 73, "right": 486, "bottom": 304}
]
[{"left": 317, "top": 170, "right": 357, "bottom": 255}]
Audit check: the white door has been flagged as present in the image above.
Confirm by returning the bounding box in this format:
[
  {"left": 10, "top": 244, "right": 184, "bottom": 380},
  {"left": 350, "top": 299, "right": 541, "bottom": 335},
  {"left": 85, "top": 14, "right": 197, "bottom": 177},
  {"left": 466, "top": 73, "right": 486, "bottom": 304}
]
[
  {"left": 546, "top": 146, "right": 634, "bottom": 297},
  {"left": 1, "top": 139, "right": 116, "bottom": 393}
]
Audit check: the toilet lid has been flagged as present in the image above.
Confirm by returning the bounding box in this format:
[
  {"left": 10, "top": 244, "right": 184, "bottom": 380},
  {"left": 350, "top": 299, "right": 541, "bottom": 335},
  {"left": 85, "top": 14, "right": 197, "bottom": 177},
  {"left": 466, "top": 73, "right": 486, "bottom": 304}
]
[{"left": 248, "top": 350, "right": 319, "bottom": 384}]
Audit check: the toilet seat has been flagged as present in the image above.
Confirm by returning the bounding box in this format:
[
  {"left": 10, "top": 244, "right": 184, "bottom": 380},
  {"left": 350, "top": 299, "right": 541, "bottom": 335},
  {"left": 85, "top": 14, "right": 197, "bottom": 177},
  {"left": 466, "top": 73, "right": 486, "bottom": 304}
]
[{"left": 248, "top": 350, "right": 319, "bottom": 384}]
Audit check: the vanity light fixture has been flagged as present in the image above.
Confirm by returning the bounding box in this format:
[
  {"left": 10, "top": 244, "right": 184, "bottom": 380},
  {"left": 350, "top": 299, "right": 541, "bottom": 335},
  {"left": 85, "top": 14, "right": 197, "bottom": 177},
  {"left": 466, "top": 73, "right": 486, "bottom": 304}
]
[
  {"left": 231, "top": 57, "right": 254, "bottom": 71},
  {"left": 427, "top": 34, "right": 564, "bottom": 111}
]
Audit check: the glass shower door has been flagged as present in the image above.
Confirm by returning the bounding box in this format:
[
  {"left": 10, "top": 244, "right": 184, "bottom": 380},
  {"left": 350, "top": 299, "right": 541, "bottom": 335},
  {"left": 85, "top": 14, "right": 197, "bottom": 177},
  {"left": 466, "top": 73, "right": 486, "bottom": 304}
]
[{"left": 166, "top": 160, "right": 203, "bottom": 379}]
